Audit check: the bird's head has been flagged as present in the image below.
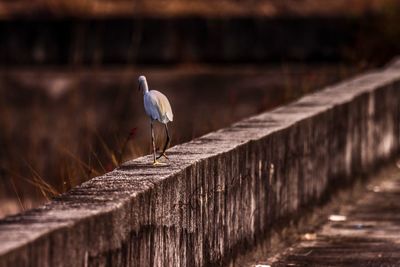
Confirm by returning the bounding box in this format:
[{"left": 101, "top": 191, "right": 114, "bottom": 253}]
[{"left": 138, "top": 75, "right": 147, "bottom": 92}]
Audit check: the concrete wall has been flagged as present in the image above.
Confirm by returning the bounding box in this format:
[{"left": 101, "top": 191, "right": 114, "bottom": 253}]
[{"left": 0, "top": 62, "right": 400, "bottom": 267}]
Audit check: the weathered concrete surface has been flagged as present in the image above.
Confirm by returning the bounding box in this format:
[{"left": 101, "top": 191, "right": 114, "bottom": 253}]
[
  {"left": 268, "top": 163, "right": 400, "bottom": 267},
  {"left": 0, "top": 62, "right": 400, "bottom": 266}
]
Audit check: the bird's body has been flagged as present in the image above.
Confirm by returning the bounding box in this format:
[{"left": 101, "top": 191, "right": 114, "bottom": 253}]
[
  {"left": 138, "top": 75, "right": 173, "bottom": 165},
  {"left": 144, "top": 90, "right": 173, "bottom": 124}
]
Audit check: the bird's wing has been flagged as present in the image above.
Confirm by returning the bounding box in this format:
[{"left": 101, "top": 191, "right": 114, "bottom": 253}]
[
  {"left": 150, "top": 90, "right": 173, "bottom": 122},
  {"left": 144, "top": 93, "right": 161, "bottom": 121}
]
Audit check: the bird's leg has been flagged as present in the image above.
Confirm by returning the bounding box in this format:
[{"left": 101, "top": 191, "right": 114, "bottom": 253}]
[
  {"left": 150, "top": 121, "right": 158, "bottom": 165},
  {"left": 157, "top": 124, "right": 170, "bottom": 160}
]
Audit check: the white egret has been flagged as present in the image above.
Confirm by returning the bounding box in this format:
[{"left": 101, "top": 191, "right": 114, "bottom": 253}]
[{"left": 138, "top": 75, "right": 173, "bottom": 165}]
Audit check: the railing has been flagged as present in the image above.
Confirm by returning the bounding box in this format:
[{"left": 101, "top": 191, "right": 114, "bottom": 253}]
[{"left": 0, "top": 61, "right": 400, "bottom": 267}]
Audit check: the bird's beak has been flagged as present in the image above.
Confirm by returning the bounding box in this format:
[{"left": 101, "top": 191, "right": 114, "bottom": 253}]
[{"left": 138, "top": 84, "right": 141, "bottom": 91}]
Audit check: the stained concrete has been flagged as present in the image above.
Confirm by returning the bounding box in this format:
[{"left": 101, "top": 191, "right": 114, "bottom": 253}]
[
  {"left": 269, "top": 163, "right": 400, "bottom": 267},
  {"left": 0, "top": 62, "right": 400, "bottom": 266}
]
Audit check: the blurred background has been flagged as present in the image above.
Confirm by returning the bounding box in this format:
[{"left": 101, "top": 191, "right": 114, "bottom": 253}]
[{"left": 1, "top": 0, "right": 400, "bottom": 218}]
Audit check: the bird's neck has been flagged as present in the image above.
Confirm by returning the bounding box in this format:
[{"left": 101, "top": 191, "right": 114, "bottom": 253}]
[{"left": 142, "top": 81, "right": 149, "bottom": 94}]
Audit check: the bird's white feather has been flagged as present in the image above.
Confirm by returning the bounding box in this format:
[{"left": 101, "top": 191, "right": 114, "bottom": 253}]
[{"left": 144, "top": 90, "right": 173, "bottom": 123}]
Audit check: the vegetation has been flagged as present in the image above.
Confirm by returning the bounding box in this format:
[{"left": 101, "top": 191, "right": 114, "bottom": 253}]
[{"left": 0, "top": 0, "right": 397, "bottom": 17}]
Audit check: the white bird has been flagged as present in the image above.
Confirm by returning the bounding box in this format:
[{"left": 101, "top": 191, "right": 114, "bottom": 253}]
[{"left": 138, "top": 75, "right": 173, "bottom": 165}]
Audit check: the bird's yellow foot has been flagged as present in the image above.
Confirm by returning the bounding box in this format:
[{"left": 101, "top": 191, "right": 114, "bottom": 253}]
[{"left": 153, "top": 160, "right": 167, "bottom": 166}]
